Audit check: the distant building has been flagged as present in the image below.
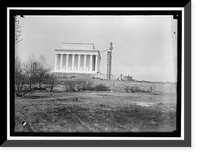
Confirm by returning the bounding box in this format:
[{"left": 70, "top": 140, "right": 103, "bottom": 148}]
[
  {"left": 117, "top": 74, "right": 133, "bottom": 81},
  {"left": 124, "top": 75, "right": 133, "bottom": 81},
  {"left": 54, "top": 43, "right": 101, "bottom": 74},
  {"left": 117, "top": 74, "right": 124, "bottom": 81}
]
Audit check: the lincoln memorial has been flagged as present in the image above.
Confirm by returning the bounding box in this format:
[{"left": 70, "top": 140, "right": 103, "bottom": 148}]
[{"left": 54, "top": 43, "right": 101, "bottom": 74}]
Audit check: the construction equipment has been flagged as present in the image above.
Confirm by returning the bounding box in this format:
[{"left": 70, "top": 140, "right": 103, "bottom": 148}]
[{"left": 100, "top": 42, "right": 113, "bottom": 80}]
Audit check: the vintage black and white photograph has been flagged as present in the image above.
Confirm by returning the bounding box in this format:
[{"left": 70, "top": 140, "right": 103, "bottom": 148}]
[{"left": 13, "top": 13, "right": 180, "bottom": 136}]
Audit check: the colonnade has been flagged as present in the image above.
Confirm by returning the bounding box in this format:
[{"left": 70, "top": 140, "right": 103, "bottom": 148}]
[{"left": 55, "top": 53, "right": 99, "bottom": 73}]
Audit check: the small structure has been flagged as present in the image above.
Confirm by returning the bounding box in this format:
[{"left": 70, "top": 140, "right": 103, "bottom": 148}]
[
  {"left": 117, "top": 74, "right": 133, "bottom": 81},
  {"left": 117, "top": 74, "right": 124, "bottom": 81},
  {"left": 124, "top": 75, "right": 133, "bottom": 81},
  {"left": 54, "top": 43, "right": 101, "bottom": 74}
]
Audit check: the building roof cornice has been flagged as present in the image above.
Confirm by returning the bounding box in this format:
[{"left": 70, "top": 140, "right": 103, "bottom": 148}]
[
  {"left": 55, "top": 49, "right": 101, "bottom": 59},
  {"left": 55, "top": 49, "right": 99, "bottom": 52}
]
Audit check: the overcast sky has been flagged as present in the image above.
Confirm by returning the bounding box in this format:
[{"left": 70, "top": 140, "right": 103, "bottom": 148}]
[{"left": 15, "top": 15, "right": 177, "bottom": 82}]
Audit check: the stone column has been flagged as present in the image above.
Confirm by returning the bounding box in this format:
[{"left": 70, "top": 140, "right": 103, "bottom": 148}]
[
  {"left": 72, "top": 54, "right": 75, "bottom": 71},
  {"left": 66, "top": 54, "right": 68, "bottom": 71},
  {"left": 90, "top": 55, "right": 93, "bottom": 71},
  {"left": 60, "top": 54, "right": 63, "bottom": 70},
  {"left": 95, "top": 55, "right": 98, "bottom": 72},
  {"left": 98, "top": 56, "right": 100, "bottom": 72},
  {"left": 77, "top": 54, "right": 81, "bottom": 71},
  {"left": 83, "top": 54, "right": 87, "bottom": 71},
  {"left": 55, "top": 54, "right": 57, "bottom": 71}
]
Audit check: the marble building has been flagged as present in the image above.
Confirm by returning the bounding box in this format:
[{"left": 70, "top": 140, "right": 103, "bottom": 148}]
[{"left": 54, "top": 43, "right": 101, "bottom": 74}]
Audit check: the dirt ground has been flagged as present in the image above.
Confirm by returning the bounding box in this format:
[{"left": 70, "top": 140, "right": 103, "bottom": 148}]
[{"left": 15, "top": 91, "right": 177, "bottom": 133}]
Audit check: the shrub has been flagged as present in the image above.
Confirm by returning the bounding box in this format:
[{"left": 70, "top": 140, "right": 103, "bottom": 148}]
[
  {"left": 86, "top": 86, "right": 96, "bottom": 91},
  {"left": 64, "top": 79, "right": 77, "bottom": 92},
  {"left": 125, "top": 86, "right": 135, "bottom": 93},
  {"left": 39, "top": 87, "right": 47, "bottom": 91},
  {"left": 95, "top": 84, "right": 110, "bottom": 91},
  {"left": 125, "top": 85, "right": 147, "bottom": 93},
  {"left": 64, "top": 78, "right": 93, "bottom": 92},
  {"left": 33, "top": 86, "right": 39, "bottom": 90},
  {"left": 76, "top": 78, "right": 93, "bottom": 91},
  {"left": 132, "top": 85, "right": 140, "bottom": 92}
]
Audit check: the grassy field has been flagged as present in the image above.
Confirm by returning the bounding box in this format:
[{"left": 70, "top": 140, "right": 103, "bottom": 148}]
[
  {"left": 92, "top": 79, "right": 177, "bottom": 93},
  {"left": 15, "top": 90, "right": 177, "bottom": 133}
]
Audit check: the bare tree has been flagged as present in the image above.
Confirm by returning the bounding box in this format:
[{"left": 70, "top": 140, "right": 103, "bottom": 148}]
[
  {"left": 23, "top": 55, "right": 38, "bottom": 91},
  {"left": 15, "top": 54, "right": 23, "bottom": 96},
  {"left": 15, "top": 54, "right": 30, "bottom": 97},
  {"left": 15, "top": 54, "right": 55, "bottom": 95},
  {"left": 36, "top": 55, "right": 50, "bottom": 92},
  {"left": 46, "top": 73, "right": 58, "bottom": 92}
]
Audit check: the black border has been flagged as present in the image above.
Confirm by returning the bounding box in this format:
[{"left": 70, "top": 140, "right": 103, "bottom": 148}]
[{"left": 2, "top": 2, "right": 191, "bottom": 147}]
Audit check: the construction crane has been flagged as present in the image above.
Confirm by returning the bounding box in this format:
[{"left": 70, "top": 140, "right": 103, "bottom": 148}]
[{"left": 100, "top": 42, "right": 113, "bottom": 80}]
